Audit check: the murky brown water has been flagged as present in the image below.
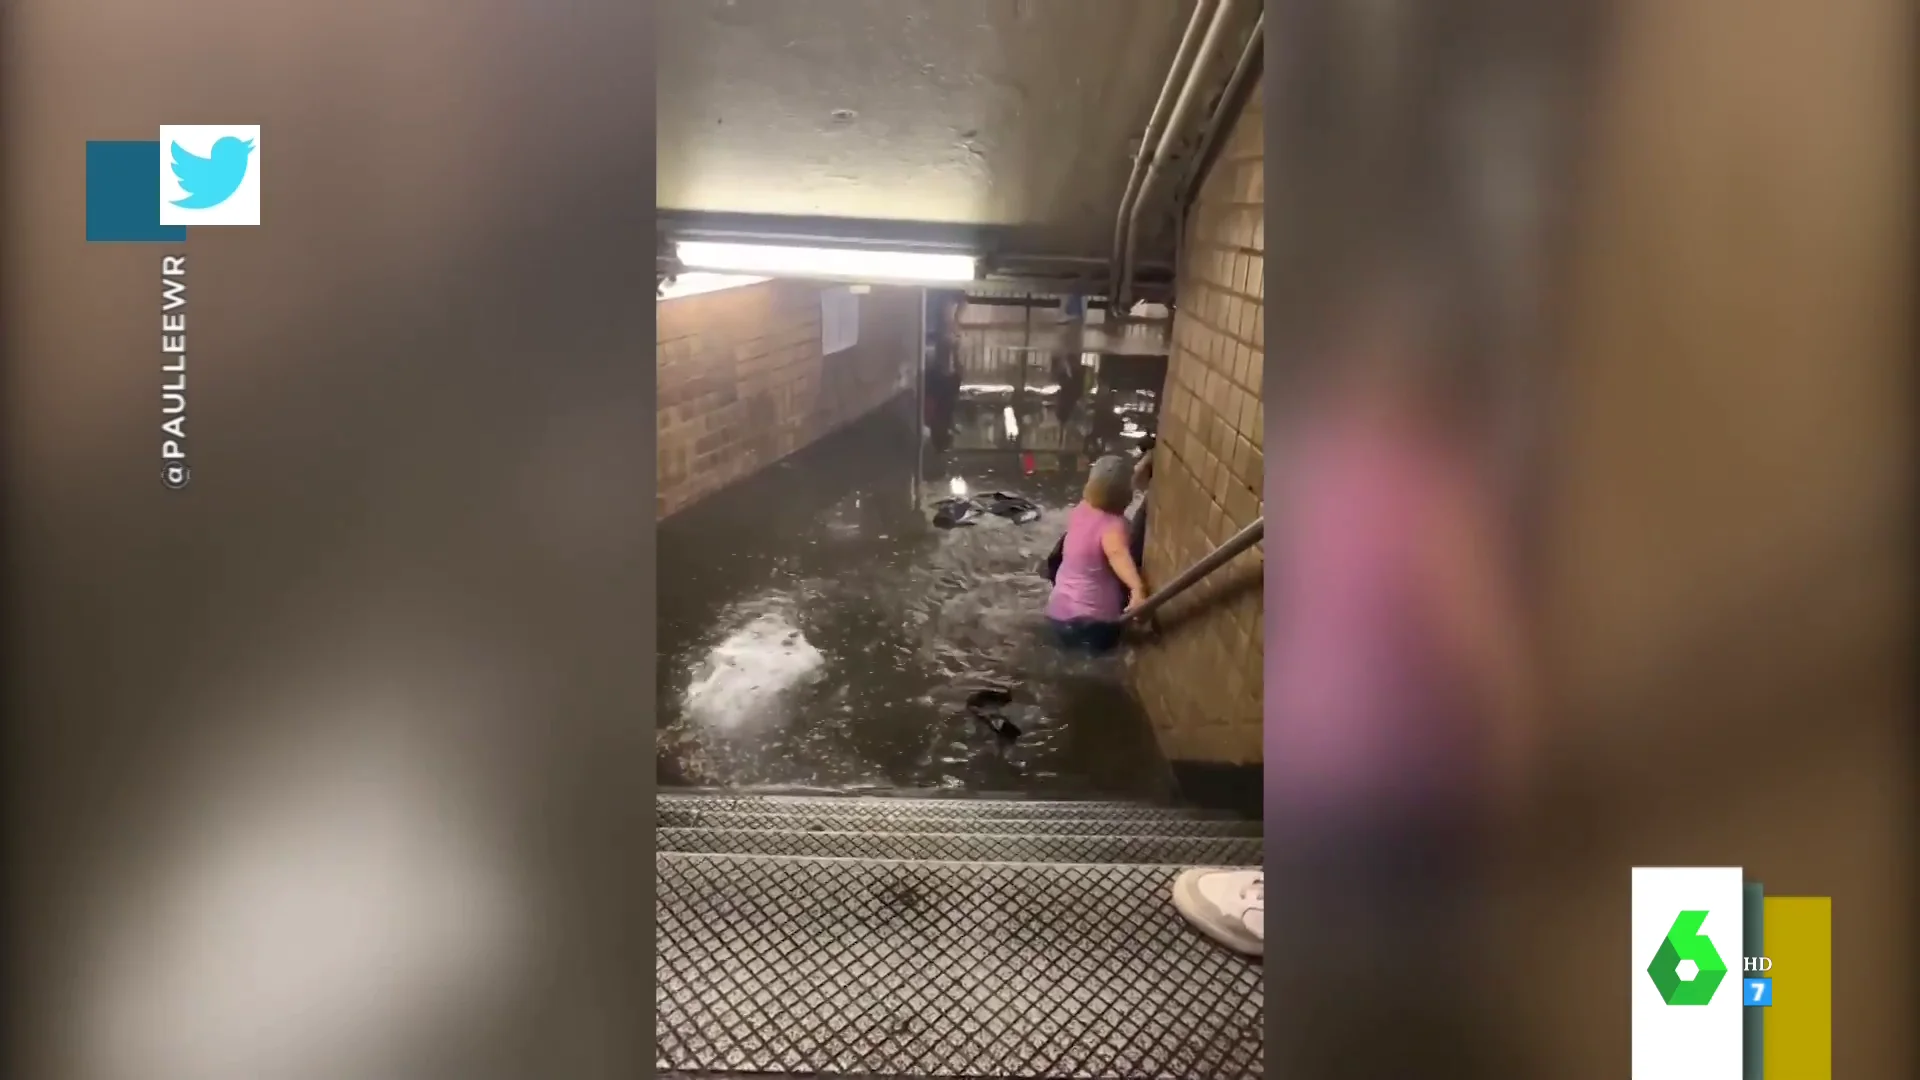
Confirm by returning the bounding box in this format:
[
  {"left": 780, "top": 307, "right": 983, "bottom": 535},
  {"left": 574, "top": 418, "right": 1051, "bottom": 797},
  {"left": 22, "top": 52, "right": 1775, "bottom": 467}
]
[{"left": 656, "top": 357, "right": 1170, "bottom": 797}]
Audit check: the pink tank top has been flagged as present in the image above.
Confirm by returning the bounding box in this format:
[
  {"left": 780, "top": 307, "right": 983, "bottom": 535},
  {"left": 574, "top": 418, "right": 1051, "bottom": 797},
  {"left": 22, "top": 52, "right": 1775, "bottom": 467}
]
[{"left": 1047, "top": 502, "right": 1128, "bottom": 622}]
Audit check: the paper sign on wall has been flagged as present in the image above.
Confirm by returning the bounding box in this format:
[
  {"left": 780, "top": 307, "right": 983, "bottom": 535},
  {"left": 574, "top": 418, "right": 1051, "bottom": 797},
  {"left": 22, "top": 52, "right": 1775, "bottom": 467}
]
[{"left": 822, "top": 287, "right": 859, "bottom": 355}]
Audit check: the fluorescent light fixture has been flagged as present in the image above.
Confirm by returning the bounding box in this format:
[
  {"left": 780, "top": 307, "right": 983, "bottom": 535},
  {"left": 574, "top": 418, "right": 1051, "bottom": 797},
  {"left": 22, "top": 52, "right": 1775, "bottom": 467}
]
[
  {"left": 658, "top": 272, "right": 769, "bottom": 301},
  {"left": 958, "top": 383, "right": 1060, "bottom": 395},
  {"left": 676, "top": 241, "right": 977, "bottom": 284}
]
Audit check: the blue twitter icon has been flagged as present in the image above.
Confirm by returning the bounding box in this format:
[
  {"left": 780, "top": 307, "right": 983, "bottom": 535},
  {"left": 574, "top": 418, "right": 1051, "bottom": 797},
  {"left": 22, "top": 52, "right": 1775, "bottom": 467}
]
[{"left": 170, "top": 136, "right": 253, "bottom": 209}]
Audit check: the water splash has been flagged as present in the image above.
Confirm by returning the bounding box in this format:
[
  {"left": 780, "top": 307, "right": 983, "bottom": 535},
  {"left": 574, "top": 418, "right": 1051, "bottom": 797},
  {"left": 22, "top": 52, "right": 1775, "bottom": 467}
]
[
  {"left": 656, "top": 418, "right": 1167, "bottom": 799},
  {"left": 680, "top": 606, "right": 827, "bottom": 730}
]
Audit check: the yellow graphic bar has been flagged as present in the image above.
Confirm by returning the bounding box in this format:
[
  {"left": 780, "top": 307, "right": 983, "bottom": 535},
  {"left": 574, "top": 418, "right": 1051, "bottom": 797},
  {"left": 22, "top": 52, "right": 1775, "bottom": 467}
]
[{"left": 1761, "top": 896, "right": 1831, "bottom": 1079}]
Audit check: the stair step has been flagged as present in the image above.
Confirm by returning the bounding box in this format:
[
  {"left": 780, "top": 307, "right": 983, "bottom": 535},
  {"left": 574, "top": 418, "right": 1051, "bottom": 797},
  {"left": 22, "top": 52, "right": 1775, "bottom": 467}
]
[
  {"left": 659, "top": 791, "right": 1243, "bottom": 821},
  {"left": 659, "top": 804, "right": 1261, "bottom": 837},
  {"left": 656, "top": 852, "right": 1263, "bottom": 1079},
  {"left": 658, "top": 826, "right": 1264, "bottom": 866},
  {"left": 661, "top": 789, "right": 1220, "bottom": 811}
]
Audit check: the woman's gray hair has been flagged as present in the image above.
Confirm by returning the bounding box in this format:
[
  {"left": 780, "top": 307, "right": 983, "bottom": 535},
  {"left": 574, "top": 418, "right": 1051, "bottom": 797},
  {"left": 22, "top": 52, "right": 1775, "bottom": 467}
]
[{"left": 1083, "top": 455, "right": 1136, "bottom": 514}]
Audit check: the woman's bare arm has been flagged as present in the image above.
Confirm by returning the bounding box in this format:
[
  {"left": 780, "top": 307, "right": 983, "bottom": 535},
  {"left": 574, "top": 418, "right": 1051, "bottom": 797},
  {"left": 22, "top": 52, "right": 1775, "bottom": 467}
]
[{"left": 1100, "top": 526, "right": 1148, "bottom": 610}]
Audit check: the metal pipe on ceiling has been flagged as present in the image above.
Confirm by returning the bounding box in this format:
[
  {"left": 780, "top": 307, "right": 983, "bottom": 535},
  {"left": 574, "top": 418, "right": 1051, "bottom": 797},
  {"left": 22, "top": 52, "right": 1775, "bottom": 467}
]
[
  {"left": 1178, "top": 11, "right": 1265, "bottom": 211},
  {"left": 1116, "top": 0, "right": 1245, "bottom": 311},
  {"left": 1108, "top": 0, "right": 1218, "bottom": 313},
  {"left": 1166, "top": 11, "right": 1263, "bottom": 307}
]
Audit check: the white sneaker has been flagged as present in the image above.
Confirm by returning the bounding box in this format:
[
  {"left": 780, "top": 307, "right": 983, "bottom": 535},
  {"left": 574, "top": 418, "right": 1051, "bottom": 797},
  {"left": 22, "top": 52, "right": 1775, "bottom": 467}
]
[{"left": 1171, "top": 868, "right": 1264, "bottom": 958}]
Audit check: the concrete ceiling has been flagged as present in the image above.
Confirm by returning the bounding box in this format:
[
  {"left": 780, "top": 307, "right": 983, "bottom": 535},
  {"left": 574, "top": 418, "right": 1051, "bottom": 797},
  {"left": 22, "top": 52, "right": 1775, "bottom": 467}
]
[{"left": 657, "top": 0, "right": 1204, "bottom": 263}]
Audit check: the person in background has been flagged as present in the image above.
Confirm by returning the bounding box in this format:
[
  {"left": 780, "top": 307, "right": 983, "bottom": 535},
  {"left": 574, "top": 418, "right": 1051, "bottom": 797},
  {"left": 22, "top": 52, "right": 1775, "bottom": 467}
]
[
  {"left": 1128, "top": 435, "right": 1155, "bottom": 570},
  {"left": 1050, "top": 296, "right": 1090, "bottom": 431},
  {"left": 924, "top": 293, "right": 965, "bottom": 452},
  {"left": 1043, "top": 455, "right": 1147, "bottom": 652},
  {"left": 1049, "top": 351, "right": 1084, "bottom": 430}
]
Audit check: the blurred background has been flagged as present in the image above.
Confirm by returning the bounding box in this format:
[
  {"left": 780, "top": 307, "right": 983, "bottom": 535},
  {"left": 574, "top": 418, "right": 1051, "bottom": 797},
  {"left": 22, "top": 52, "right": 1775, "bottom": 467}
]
[
  {"left": 1263, "top": 0, "right": 1909, "bottom": 1075},
  {"left": 6, "top": 0, "right": 1914, "bottom": 1078},
  {"left": 4, "top": 3, "right": 659, "bottom": 1079}
]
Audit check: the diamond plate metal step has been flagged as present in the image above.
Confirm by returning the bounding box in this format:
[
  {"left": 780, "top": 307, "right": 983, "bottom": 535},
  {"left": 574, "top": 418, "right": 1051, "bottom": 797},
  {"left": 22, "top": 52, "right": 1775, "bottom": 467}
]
[
  {"left": 659, "top": 826, "right": 1264, "bottom": 866},
  {"left": 659, "top": 800, "right": 1259, "bottom": 837},
  {"left": 659, "top": 791, "right": 1240, "bottom": 823},
  {"left": 656, "top": 853, "right": 1263, "bottom": 1079}
]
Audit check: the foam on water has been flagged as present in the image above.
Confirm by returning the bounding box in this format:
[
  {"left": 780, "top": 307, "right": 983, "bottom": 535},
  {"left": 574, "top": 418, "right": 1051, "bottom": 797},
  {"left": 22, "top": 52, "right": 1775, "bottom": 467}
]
[{"left": 680, "top": 609, "right": 827, "bottom": 730}]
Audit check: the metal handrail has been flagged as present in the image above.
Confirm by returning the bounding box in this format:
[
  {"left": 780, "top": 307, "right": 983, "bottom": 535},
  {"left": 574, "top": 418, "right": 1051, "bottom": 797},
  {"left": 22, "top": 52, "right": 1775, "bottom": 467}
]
[{"left": 1121, "top": 516, "right": 1264, "bottom": 624}]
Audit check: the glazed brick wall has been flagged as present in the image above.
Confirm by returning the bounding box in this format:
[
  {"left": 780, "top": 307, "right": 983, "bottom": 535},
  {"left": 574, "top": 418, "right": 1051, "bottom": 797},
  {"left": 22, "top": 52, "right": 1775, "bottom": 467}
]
[
  {"left": 656, "top": 280, "right": 917, "bottom": 518},
  {"left": 1127, "top": 78, "right": 1265, "bottom": 770}
]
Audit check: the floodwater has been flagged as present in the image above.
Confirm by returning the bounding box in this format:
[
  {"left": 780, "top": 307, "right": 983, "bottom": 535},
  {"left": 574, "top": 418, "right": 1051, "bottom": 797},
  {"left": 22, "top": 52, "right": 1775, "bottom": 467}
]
[{"left": 655, "top": 354, "right": 1171, "bottom": 798}]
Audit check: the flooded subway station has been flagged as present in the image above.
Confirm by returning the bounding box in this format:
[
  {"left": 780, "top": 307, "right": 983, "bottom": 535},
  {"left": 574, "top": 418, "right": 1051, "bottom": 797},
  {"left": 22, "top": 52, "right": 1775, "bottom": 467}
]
[{"left": 655, "top": 289, "right": 1174, "bottom": 798}]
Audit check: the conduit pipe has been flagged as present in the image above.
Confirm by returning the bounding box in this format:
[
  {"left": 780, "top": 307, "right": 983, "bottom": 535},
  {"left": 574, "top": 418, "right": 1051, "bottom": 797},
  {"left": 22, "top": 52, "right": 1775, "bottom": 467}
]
[
  {"left": 1115, "top": 0, "right": 1245, "bottom": 310},
  {"left": 1108, "top": 0, "right": 1219, "bottom": 313},
  {"left": 1178, "top": 11, "right": 1264, "bottom": 211}
]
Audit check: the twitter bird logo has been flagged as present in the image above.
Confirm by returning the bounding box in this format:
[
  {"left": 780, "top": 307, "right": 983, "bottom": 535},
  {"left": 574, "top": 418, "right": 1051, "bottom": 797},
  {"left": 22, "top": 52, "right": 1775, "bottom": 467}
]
[{"left": 170, "top": 136, "right": 254, "bottom": 209}]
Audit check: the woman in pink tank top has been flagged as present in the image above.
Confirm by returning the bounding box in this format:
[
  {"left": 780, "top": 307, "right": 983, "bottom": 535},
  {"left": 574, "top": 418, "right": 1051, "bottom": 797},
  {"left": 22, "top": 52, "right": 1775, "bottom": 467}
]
[{"left": 1045, "top": 455, "right": 1147, "bottom": 652}]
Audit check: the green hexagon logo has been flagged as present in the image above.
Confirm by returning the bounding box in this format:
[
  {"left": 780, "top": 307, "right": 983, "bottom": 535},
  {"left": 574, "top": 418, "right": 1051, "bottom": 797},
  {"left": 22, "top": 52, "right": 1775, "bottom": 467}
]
[{"left": 1646, "top": 910, "right": 1728, "bottom": 1005}]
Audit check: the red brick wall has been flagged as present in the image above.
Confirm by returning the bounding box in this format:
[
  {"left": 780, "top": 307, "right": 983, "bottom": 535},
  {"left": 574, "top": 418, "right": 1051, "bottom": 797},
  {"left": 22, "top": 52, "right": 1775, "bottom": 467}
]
[
  {"left": 656, "top": 280, "right": 918, "bottom": 517},
  {"left": 1127, "top": 79, "right": 1266, "bottom": 768}
]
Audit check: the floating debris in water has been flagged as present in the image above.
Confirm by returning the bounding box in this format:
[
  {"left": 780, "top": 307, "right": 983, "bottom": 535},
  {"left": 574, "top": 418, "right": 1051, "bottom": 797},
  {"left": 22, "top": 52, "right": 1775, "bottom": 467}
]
[
  {"left": 964, "top": 685, "right": 1021, "bottom": 739},
  {"left": 931, "top": 492, "right": 1041, "bottom": 529}
]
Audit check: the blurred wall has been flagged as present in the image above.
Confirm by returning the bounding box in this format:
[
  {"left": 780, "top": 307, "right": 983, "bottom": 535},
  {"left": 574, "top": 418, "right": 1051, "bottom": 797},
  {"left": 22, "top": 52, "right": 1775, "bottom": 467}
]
[
  {"left": 2, "top": 3, "right": 657, "bottom": 1078},
  {"left": 1515, "top": 0, "right": 1911, "bottom": 1074},
  {"left": 1260, "top": 0, "right": 1908, "bottom": 1072},
  {"left": 1129, "top": 80, "right": 1266, "bottom": 808},
  {"left": 657, "top": 281, "right": 917, "bottom": 518}
]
